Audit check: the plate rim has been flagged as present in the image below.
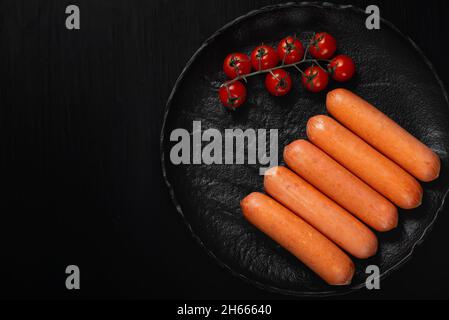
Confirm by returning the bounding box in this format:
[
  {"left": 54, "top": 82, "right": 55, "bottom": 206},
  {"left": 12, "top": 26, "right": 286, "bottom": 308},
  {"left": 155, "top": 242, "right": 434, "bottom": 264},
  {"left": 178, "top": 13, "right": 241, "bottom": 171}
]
[{"left": 159, "top": 1, "right": 449, "bottom": 297}]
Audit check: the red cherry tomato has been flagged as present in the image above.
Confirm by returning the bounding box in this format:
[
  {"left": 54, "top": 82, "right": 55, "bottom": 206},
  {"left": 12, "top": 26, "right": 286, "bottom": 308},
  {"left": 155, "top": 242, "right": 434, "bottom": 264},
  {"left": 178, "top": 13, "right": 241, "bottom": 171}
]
[
  {"left": 309, "top": 32, "right": 337, "bottom": 60},
  {"left": 223, "top": 53, "right": 252, "bottom": 79},
  {"left": 328, "top": 55, "right": 355, "bottom": 82},
  {"left": 218, "top": 81, "right": 247, "bottom": 108},
  {"left": 251, "top": 45, "right": 279, "bottom": 71},
  {"left": 265, "top": 69, "right": 292, "bottom": 96},
  {"left": 302, "top": 66, "right": 329, "bottom": 93},
  {"left": 277, "top": 36, "right": 304, "bottom": 64}
]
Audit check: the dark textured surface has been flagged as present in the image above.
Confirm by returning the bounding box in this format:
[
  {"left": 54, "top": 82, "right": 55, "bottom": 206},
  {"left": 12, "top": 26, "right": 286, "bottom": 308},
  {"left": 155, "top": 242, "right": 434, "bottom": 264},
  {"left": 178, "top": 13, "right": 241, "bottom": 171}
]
[
  {"left": 162, "top": 3, "right": 449, "bottom": 296},
  {"left": 1, "top": 0, "right": 449, "bottom": 299}
]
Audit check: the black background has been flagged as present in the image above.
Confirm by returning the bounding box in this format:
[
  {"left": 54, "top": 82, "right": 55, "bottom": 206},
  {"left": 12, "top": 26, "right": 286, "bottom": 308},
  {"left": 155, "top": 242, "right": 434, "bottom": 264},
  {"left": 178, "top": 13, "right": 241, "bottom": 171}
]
[{"left": 0, "top": 0, "right": 448, "bottom": 300}]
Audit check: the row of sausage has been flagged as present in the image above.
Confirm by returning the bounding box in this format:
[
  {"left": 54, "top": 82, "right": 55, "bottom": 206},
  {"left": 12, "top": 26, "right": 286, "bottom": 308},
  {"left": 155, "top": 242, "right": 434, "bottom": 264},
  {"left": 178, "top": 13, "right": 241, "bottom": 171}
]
[{"left": 241, "top": 88, "right": 440, "bottom": 285}]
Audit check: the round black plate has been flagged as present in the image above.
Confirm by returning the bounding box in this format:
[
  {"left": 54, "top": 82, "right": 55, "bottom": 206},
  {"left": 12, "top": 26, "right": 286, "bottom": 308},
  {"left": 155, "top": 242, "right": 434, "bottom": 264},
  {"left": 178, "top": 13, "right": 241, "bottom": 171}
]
[{"left": 161, "top": 3, "right": 449, "bottom": 296}]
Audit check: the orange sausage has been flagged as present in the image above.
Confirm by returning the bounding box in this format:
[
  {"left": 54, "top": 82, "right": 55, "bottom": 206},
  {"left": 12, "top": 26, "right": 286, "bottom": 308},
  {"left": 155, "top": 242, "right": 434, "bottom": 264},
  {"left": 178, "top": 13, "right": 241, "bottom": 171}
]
[
  {"left": 284, "top": 139, "right": 398, "bottom": 232},
  {"left": 264, "top": 166, "right": 378, "bottom": 259},
  {"left": 326, "top": 88, "right": 440, "bottom": 182},
  {"left": 307, "top": 115, "right": 423, "bottom": 209},
  {"left": 241, "top": 192, "right": 354, "bottom": 285}
]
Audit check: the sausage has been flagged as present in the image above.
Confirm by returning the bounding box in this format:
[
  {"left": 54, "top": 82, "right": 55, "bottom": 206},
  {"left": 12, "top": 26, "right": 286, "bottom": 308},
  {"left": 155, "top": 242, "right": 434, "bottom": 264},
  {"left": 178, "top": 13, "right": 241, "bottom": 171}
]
[
  {"left": 307, "top": 115, "right": 423, "bottom": 209},
  {"left": 264, "top": 166, "right": 378, "bottom": 258},
  {"left": 326, "top": 88, "right": 440, "bottom": 182},
  {"left": 241, "top": 192, "right": 355, "bottom": 285},
  {"left": 284, "top": 139, "right": 398, "bottom": 232}
]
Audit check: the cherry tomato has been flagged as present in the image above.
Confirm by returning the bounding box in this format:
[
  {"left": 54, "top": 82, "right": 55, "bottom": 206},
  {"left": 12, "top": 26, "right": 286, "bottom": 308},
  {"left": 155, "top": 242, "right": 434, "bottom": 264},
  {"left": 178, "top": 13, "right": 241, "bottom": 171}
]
[
  {"left": 218, "top": 81, "right": 247, "bottom": 108},
  {"left": 251, "top": 45, "right": 279, "bottom": 71},
  {"left": 328, "top": 55, "right": 355, "bottom": 82},
  {"left": 223, "top": 53, "right": 252, "bottom": 79},
  {"left": 302, "top": 66, "right": 329, "bottom": 93},
  {"left": 277, "top": 36, "right": 304, "bottom": 64},
  {"left": 265, "top": 69, "right": 292, "bottom": 96},
  {"left": 309, "top": 32, "right": 337, "bottom": 60}
]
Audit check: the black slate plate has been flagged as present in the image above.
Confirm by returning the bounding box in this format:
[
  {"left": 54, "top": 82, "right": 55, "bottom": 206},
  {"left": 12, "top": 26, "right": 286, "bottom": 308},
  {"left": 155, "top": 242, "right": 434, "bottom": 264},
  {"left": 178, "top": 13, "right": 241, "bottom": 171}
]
[{"left": 160, "top": 2, "right": 449, "bottom": 296}]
